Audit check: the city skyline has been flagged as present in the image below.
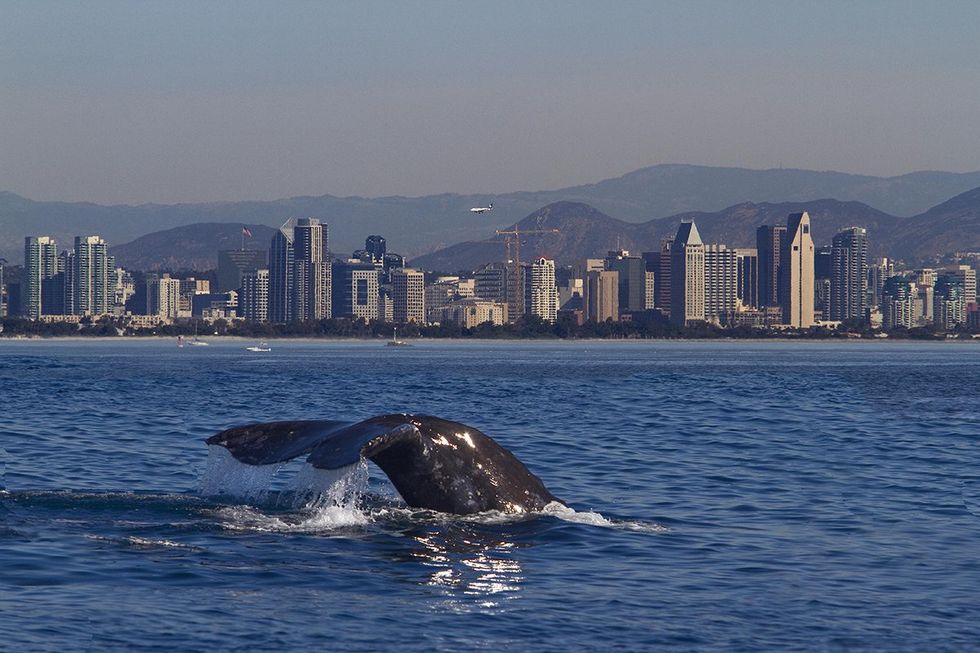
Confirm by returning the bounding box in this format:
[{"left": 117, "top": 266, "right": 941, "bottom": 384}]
[{"left": 5, "top": 206, "right": 978, "bottom": 336}]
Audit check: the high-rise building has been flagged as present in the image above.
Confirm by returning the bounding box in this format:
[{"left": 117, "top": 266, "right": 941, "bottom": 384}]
[
  {"left": 603, "top": 250, "right": 646, "bottom": 315},
  {"left": 950, "top": 265, "right": 977, "bottom": 305},
  {"left": 241, "top": 269, "right": 270, "bottom": 321},
  {"left": 365, "top": 235, "right": 386, "bottom": 266},
  {"left": 735, "top": 248, "right": 758, "bottom": 308},
  {"left": 867, "top": 257, "right": 894, "bottom": 308},
  {"left": 268, "top": 218, "right": 330, "bottom": 322},
  {"left": 653, "top": 238, "right": 674, "bottom": 315},
  {"left": 934, "top": 274, "right": 966, "bottom": 330},
  {"left": 882, "top": 275, "right": 916, "bottom": 329},
  {"left": 704, "top": 244, "right": 738, "bottom": 324},
  {"left": 474, "top": 264, "right": 508, "bottom": 304},
  {"left": 0, "top": 258, "right": 5, "bottom": 317},
  {"left": 23, "top": 236, "right": 59, "bottom": 320},
  {"left": 391, "top": 268, "right": 425, "bottom": 323},
  {"left": 43, "top": 251, "right": 68, "bottom": 316},
  {"left": 217, "top": 249, "right": 267, "bottom": 293},
  {"left": 146, "top": 274, "right": 181, "bottom": 319},
  {"left": 670, "top": 222, "right": 705, "bottom": 326},
  {"left": 113, "top": 268, "right": 135, "bottom": 313},
  {"left": 829, "top": 227, "right": 869, "bottom": 321},
  {"left": 814, "top": 245, "right": 833, "bottom": 280},
  {"left": 584, "top": 269, "right": 619, "bottom": 323},
  {"left": 756, "top": 225, "right": 786, "bottom": 309},
  {"left": 293, "top": 218, "right": 331, "bottom": 321},
  {"left": 71, "top": 236, "right": 113, "bottom": 316},
  {"left": 780, "top": 212, "right": 815, "bottom": 328},
  {"left": 268, "top": 223, "right": 294, "bottom": 322},
  {"left": 525, "top": 258, "right": 558, "bottom": 323},
  {"left": 332, "top": 261, "right": 380, "bottom": 321}
]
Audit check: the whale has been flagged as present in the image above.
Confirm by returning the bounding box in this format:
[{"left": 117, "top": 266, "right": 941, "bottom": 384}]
[{"left": 206, "top": 414, "right": 562, "bottom": 515}]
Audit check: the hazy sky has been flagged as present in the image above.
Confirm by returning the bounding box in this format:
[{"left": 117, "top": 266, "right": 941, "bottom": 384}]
[{"left": 2, "top": 1, "right": 980, "bottom": 204}]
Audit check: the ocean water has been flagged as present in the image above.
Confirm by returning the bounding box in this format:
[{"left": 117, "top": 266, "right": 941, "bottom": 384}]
[{"left": 1, "top": 339, "right": 979, "bottom": 652}]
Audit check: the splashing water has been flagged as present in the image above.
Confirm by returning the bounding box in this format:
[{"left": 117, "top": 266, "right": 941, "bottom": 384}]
[
  {"left": 199, "top": 445, "right": 282, "bottom": 500},
  {"left": 291, "top": 460, "right": 368, "bottom": 510},
  {"left": 201, "top": 449, "right": 372, "bottom": 532}
]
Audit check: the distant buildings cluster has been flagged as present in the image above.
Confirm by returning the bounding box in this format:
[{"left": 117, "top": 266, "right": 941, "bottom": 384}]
[{"left": 3, "top": 211, "right": 979, "bottom": 334}]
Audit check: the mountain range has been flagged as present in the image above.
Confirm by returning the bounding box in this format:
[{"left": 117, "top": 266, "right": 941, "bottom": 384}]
[
  {"left": 4, "top": 164, "right": 980, "bottom": 266},
  {"left": 411, "top": 187, "right": 980, "bottom": 273}
]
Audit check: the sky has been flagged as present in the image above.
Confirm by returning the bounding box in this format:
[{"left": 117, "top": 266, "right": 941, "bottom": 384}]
[{"left": 2, "top": 0, "right": 980, "bottom": 204}]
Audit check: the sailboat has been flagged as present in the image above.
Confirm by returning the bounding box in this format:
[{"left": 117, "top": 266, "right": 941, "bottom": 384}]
[
  {"left": 386, "top": 327, "right": 411, "bottom": 347},
  {"left": 188, "top": 323, "right": 209, "bottom": 346}
]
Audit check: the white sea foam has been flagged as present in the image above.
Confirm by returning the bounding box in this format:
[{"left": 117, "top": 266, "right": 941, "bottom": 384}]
[
  {"left": 199, "top": 445, "right": 282, "bottom": 500},
  {"left": 215, "top": 503, "right": 368, "bottom": 532},
  {"left": 542, "top": 502, "right": 669, "bottom": 533}
]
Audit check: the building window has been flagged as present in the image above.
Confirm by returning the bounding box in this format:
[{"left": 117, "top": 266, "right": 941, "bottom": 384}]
[{"left": 356, "top": 279, "right": 368, "bottom": 305}]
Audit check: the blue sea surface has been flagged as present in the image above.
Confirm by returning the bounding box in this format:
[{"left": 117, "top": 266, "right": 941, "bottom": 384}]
[{"left": 1, "top": 339, "right": 979, "bottom": 652}]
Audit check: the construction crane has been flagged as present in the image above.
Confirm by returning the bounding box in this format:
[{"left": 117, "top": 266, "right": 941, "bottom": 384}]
[{"left": 494, "top": 227, "right": 560, "bottom": 321}]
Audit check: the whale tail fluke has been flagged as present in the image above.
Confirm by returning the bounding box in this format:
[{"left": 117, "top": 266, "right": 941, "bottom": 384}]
[{"left": 206, "top": 414, "right": 561, "bottom": 515}]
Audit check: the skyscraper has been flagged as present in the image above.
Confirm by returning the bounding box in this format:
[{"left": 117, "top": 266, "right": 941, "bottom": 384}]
[
  {"left": 829, "top": 227, "right": 868, "bottom": 321},
  {"left": 655, "top": 239, "right": 673, "bottom": 313},
  {"left": 71, "top": 235, "right": 113, "bottom": 316},
  {"left": 603, "top": 250, "right": 646, "bottom": 314},
  {"left": 868, "top": 258, "right": 895, "bottom": 308},
  {"left": 756, "top": 225, "right": 786, "bottom": 309},
  {"left": 951, "top": 265, "right": 977, "bottom": 305},
  {"left": 23, "top": 236, "right": 59, "bottom": 320},
  {"left": 268, "top": 218, "right": 330, "bottom": 322},
  {"left": 525, "top": 258, "right": 558, "bottom": 323},
  {"left": 735, "top": 248, "right": 758, "bottom": 308},
  {"left": 474, "top": 263, "right": 508, "bottom": 304},
  {"left": 365, "top": 235, "right": 386, "bottom": 266},
  {"left": 934, "top": 273, "right": 966, "bottom": 330},
  {"left": 704, "top": 244, "right": 738, "bottom": 324},
  {"left": 882, "top": 274, "right": 916, "bottom": 329},
  {"left": 240, "top": 269, "right": 270, "bottom": 321},
  {"left": 780, "top": 212, "right": 815, "bottom": 328},
  {"left": 146, "top": 274, "right": 181, "bottom": 319},
  {"left": 391, "top": 268, "right": 425, "bottom": 323},
  {"left": 584, "top": 269, "right": 619, "bottom": 323},
  {"left": 670, "top": 221, "right": 705, "bottom": 326},
  {"left": 332, "top": 260, "right": 380, "bottom": 321}
]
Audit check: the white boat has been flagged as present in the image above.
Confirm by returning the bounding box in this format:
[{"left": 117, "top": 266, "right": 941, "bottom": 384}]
[
  {"left": 246, "top": 342, "right": 271, "bottom": 352},
  {"left": 188, "top": 338, "right": 209, "bottom": 346}
]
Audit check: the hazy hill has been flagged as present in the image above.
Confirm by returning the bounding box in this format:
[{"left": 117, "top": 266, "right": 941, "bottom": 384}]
[
  {"left": 4, "top": 164, "right": 980, "bottom": 264},
  {"left": 888, "top": 186, "right": 980, "bottom": 260},
  {"left": 110, "top": 223, "right": 277, "bottom": 271}
]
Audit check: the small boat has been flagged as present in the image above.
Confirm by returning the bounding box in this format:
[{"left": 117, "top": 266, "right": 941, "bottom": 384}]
[
  {"left": 188, "top": 338, "right": 209, "bottom": 346},
  {"left": 386, "top": 328, "right": 411, "bottom": 347},
  {"left": 246, "top": 342, "right": 271, "bottom": 352}
]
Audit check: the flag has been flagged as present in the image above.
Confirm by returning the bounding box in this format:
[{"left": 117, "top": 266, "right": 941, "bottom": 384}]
[{"left": 242, "top": 226, "right": 252, "bottom": 238}]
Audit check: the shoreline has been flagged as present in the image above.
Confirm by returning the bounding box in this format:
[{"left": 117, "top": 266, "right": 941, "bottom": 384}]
[{"left": 1, "top": 335, "right": 976, "bottom": 344}]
